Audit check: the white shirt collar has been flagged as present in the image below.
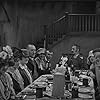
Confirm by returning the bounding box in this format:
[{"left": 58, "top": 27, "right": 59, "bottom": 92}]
[
  {"left": 19, "top": 63, "right": 27, "bottom": 69},
  {"left": 29, "top": 57, "right": 33, "bottom": 60},
  {"left": 74, "top": 53, "right": 79, "bottom": 58}
]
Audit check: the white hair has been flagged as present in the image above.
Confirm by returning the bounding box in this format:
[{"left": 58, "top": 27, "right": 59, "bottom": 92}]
[{"left": 27, "top": 44, "right": 36, "bottom": 50}]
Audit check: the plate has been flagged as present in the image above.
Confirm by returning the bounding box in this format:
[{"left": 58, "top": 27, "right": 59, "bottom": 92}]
[
  {"left": 42, "top": 74, "right": 53, "bottom": 79},
  {"left": 77, "top": 81, "right": 83, "bottom": 86},
  {"left": 21, "top": 91, "right": 35, "bottom": 96},
  {"left": 78, "top": 87, "right": 92, "bottom": 93},
  {"left": 78, "top": 93, "right": 93, "bottom": 99},
  {"left": 34, "top": 82, "right": 48, "bottom": 88},
  {"left": 44, "top": 91, "right": 52, "bottom": 97}
]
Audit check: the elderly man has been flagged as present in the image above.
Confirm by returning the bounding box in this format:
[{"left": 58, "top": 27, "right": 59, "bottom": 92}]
[
  {"left": 88, "top": 48, "right": 100, "bottom": 99},
  {"left": 26, "top": 44, "right": 38, "bottom": 80},
  {"left": 93, "top": 49, "right": 100, "bottom": 88}
]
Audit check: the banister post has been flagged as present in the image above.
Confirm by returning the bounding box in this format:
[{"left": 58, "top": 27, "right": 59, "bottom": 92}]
[
  {"left": 43, "top": 25, "right": 48, "bottom": 49},
  {"left": 64, "top": 12, "right": 70, "bottom": 33}
]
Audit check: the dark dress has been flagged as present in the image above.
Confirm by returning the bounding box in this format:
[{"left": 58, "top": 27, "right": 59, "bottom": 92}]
[
  {"left": 35, "top": 57, "right": 51, "bottom": 76},
  {"left": 18, "top": 67, "right": 30, "bottom": 88},
  {"left": 0, "top": 73, "right": 11, "bottom": 100},
  {"left": 7, "top": 72, "right": 22, "bottom": 94}
]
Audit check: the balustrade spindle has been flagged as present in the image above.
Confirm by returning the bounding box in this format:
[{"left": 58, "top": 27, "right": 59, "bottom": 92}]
[
  {"left": 79, "top": 15, "right": 82, "bottom": 32},
  {"left": 98, "top": 16, "right": 100, "bottom": 31},
  {"left": 95, "top": 16, "right": 97, "bottom": 32},
  {"left": 88, "top": 15, "right": 91, "bottom": 32},
  {"left": 70, "top": 15, "right": 73, "bottom": 32},
  {"left": 82, "top": 16, "right": 85, "bottom": 31},
  {"left": 75, "top": 15, "right": 77, "bottom": 32},
  {"left": 81, "top": 15, "right": 84, "bottom": 31},
  {"left": 46, "top": 14, "right": 98, "bottom": 47},
  {"left": 91, "top": 16, "right": 94, "bottom": 32},
  {"left": 97, "top": 16, "right": 98, "bottom": 31},
  {"left": 97, "top": 16, "right": 99, "bottom": 31},
  {"left": 71, "top": 15, "right": 73, "bottom": 32},
  {"left": 97, "top": 15, "right": 100, "bottom": 31},
  {"left": 73, "top": 15, "right": 75, "bottom": 32},
  {"left": 85, "top": 16, "right": 88, "bottom": 31},
  {"left": 75, "top": 16, "right": 79, "bottom": 31}
]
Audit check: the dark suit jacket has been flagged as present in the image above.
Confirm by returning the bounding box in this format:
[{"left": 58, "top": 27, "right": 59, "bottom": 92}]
[
  {"left": 18, "top": 67, "right": 30, "bottom": 88},
  {"left": 27, "top": 58, "right": 34, "bottom": 75},
  {"left": 68, "top": 54, "right": 86, "bottom": 70},
  {"left": 27, "top": 58, "right": 39, "bottom": 80}
]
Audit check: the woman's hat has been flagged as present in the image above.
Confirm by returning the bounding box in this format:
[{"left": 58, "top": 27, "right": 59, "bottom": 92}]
[
  {"left": 0, "top": 51, "right": 8, "bottom": 59},
  {"left": 3, "top": 45, "right": 13, "bottom": 57},
  {"left": 21, "top": 49, "right": 29, "bottom": 58},
  {"left": 37, "top": 48, "right": 46, "bottom": 55},
  {"left": 12, "top": 47, "right": 22, "bottom": 59},
  {"left": 46, "top": 50, "right": 53, "bottom": 55}
]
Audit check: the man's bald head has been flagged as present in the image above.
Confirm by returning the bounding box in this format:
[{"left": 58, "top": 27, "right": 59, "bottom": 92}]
[
  {"left": 27, "top": 44, "right": 36, "bottom": 50},
  {"left": 27, "top": 44, "right": 36, "bottom": 57}
]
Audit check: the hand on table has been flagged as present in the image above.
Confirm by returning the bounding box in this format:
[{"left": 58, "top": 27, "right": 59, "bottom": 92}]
[{"left": 88, "top": 71, "right": 95, "bottom": 79}]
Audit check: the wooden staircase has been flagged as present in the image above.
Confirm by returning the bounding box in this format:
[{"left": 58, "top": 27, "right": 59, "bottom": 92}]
[{"left": 37, "top": 13, "right": 100, "bottom": 49}]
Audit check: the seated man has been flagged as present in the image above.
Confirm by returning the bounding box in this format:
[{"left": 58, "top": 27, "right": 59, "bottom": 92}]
[
  {"left": 67, "top": 44, "right": 87, "bottom": 71},
  {"left": 26, "top": 44, "right": 38, "bottom": 80}
]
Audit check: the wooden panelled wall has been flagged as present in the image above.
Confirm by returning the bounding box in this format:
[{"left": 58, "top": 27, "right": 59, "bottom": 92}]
[{"left": 0, "top": 1, "right": 96, "bottom": 48}]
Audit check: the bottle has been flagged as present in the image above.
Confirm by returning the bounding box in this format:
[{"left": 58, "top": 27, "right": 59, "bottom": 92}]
[
  {"left": 71, "top": 83, "right": 78, "bottom": 98},
  {"left": 65, "top": 68, "right": 70, "bottom": 81}
]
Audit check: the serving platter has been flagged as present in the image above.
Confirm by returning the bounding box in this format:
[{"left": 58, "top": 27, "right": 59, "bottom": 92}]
[
  {"left": 78, "top": 86, "right": 93, "bottom": 93},
  {"left": 42, "top": 74, "right": 53, "bottom": 79},
  {"left": 78, "top": 93, "right": 93, "bottom": 99}
]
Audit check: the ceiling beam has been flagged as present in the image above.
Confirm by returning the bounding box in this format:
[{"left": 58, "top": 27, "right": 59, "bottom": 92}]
[{"left": 2, "top": 0, "right": 96, "bottom": 2}]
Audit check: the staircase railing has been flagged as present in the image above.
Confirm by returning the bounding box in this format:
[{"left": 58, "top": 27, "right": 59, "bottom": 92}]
[
  {"left": 68, "top": 14, "right": 98, "bottom": 32},
  {"left": 46, "top": 13, "right": 98, "bottom": 48}
]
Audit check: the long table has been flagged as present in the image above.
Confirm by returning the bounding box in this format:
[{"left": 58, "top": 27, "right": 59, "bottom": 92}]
[{"left": 17, "top": 73, "right": 95, "bottom": 100}]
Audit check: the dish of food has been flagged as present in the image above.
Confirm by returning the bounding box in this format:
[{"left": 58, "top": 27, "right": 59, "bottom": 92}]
[
  {"left": 78, "top": 87, "right": 92, "bottom": 93},
  {"left": 78, "top": 93, "right": 93, "bottom": 99},
  {"left": 42, "top": 74, "right": 53, "bottom": 79},
  {"left": 77, "top": 81, "right": 83, "bottom": 86},
  {"left": 34, "top": 82, "right": 48, "bottom": 88},
  {"left": 21, "top": 91, "right": 35, "bottom": 96}
]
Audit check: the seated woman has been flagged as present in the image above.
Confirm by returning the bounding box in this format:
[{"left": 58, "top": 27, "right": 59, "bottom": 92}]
[
  {"left": 7, "top": 47, "right": 24, "bottom": 94},
  {"left": 0, "top": 57, "right": 15, "bottom": 100},
  {"left": 18, "top": 49, "right": 32, "bottom": 88},
  {"left": 35, "top": 48, "right": 51, "bottom": 76}
]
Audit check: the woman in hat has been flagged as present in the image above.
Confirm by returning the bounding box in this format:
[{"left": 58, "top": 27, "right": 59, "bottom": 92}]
[
  {"left": 18, "top": 49, "right": 32, "bottom": 88},
  {"left": 7, "top": 47, "right": 24, "bottom": 94},
  {"left": 3, "top": 45, "right": 13, "bottom": 59},
  {"left": 0, "top": 57, "right": 15, "bottom": 100},
  {"left": 35, "top": 48, "right": 51, "bottom": 76}
]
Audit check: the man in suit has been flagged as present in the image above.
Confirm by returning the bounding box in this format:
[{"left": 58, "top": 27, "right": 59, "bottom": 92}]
[{"left": 26, "top": 44, "right": 38, "bottom": 80}]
